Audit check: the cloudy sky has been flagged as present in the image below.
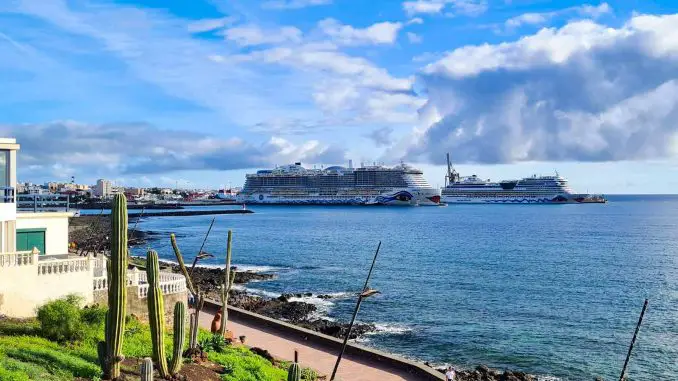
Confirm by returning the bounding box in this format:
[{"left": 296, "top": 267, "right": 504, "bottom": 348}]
[{"left": 1, "top": 0, "right": 678, "bottom": 193}]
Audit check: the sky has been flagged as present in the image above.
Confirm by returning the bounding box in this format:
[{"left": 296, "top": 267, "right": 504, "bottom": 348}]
[{"left": 1, "top": 0, "right": 678, "bottom": 193}]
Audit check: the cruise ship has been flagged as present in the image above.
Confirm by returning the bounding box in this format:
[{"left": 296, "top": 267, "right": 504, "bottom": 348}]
[
  {"left": 237, "top": 161, "right": 441, "bottom": 206},
  {"left": 441, "top": 155, "right": 606, "bottom": 204}
]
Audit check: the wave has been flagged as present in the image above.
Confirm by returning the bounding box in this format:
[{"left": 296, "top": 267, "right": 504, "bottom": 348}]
[
  {"left": 233, "top": 285, "right": 280, "bottom": 299},
  {"left": 287, "top": 295, "right": 335, "bottom": 316},
  {"left": 366, "top": 323, "right": 413, "bottom": 336},
  {"left": 157, "top": 259, "right": 285, "bottom": 273}
]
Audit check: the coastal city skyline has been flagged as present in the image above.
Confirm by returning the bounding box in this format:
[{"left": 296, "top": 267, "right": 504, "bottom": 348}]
[{"left": 3, "top": 0, "right": 678, "bottom": 194}]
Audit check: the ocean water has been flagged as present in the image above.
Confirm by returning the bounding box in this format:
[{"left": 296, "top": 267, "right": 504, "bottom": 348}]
[{"left": 128, "top": 196, "right": 678, "bottom": 380}]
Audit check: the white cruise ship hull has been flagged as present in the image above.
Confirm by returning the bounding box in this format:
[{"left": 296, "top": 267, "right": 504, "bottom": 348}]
[
  {"left": 441, "top": 194, "right": 605, "bottom": 204},
  {"left": 238, "top": 187, "right": 441, "bottom": 206}
]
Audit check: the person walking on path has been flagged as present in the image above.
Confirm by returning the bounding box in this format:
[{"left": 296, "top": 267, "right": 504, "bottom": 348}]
[{"left": 445, "top": 366, "right": 456, "bottom": 381}]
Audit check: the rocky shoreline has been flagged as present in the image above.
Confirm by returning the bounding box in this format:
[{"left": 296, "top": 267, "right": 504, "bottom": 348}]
[{"left": 161, "top": 263, "right": 374, "bottom": 340}]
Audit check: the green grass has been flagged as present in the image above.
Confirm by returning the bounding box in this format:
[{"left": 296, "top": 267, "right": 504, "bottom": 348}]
[
  {"left": 0, "top": 307, "right": 302, "bottom": 380},
  {"left": 197, "top": 330, "right": 288, "bottom": 381}
]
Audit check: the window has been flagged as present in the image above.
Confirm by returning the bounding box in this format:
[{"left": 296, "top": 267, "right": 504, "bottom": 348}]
[{"left": 0, "top": 150, "right": 8, "bottom": 188}]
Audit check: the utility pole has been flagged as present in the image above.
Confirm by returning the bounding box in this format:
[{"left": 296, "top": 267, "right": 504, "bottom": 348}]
[{"left": 330, "top": 242, "right": 382, "bottom": 381}]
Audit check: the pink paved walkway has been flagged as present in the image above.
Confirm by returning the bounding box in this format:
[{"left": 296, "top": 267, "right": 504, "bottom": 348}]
[{"left": 198, "top": 307, "right": 427, "bottom": 381}]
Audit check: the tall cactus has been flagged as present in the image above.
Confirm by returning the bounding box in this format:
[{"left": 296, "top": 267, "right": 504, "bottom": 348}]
[
  {"left": 140, "top": 357, "right": 154, "bottom": 381},
  {"left": 146, "top": 249, "right": 169, "bottom": 378},
  {"left": 98, "top": 194, "right": 128, "bottom": 380},
  {"left": 171, "top": 233, "right": 201, "bottom": 352},
  {"left": 219, "top": 230, "right": 235, "bottom": 337},
  {"left": 146, "top": 249, "right": 186, "bottom": 378},
  {"left": 169, "top": 301, "right": 186, "bottom": 375},
  {"left": 288, "top": 350, "right": 301, "bottom": 381}
]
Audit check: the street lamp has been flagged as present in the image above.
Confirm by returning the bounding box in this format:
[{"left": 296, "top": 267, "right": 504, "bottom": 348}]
[{"left": 330, "top": 241, "right": 382, "bottom": 381}]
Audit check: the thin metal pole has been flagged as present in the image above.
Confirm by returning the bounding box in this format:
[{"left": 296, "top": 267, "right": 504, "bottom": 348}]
[
  {"left": 619, "top": 299, "right": 648, "bottom": 381},
  {"left": 330, "top": 241, "right": 381, "bottom": 381},
  {"left": 190, "top": 217, "right": 216, "bottom": 278}
]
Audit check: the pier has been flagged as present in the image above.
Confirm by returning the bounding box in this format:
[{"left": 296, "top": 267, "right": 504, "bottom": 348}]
[{"left": 127, "top": 209, "right": 253, "bottom": 218}]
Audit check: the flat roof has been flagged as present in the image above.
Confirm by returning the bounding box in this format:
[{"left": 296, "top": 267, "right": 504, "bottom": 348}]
[{"left": 0, "top": 138, "right": 20, "bottom": 150}]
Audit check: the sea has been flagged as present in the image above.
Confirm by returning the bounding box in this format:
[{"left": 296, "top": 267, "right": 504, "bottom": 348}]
[{"left": 124, "top": 195, "right": 678, "bottom": 380}]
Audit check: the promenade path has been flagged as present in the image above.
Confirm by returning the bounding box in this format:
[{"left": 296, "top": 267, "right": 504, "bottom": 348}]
[{"left": 198, "top": 306, "right": 428, "bottom": 381}]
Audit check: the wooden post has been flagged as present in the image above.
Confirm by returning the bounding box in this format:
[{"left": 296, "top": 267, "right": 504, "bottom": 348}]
[{"left": 619, "top": 299, "right": 648, "bottom": 381}]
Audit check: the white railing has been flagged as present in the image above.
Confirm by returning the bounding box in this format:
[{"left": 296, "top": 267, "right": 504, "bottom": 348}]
[
  {"left": 0, "top": 251, "right": 36, "bottom": 268},
  {"left": 93, "top": 276, "right": 107, "bottom": 291},
  {"left": 93, "top": 268, "right": 187, "bottom": 298},
  {"left": 137, "top": 272, "right": 187, "bottom": 298},
  {"left": 37, "top": 257, "right": 90, "bottom": 275}
]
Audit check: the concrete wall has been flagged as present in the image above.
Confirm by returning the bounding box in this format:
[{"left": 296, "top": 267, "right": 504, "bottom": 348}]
[
  {"left": 93, "top": 288, "right": 187, "bottom": 327},
  {"left": 16, "top": 212, "right": 73, "bottom": 255},
  {"left": 203, "top": 299, "right": 446, "bottom": 381},
  {"left": 0, "top": 253, "right": 94, "bottom": 318}
]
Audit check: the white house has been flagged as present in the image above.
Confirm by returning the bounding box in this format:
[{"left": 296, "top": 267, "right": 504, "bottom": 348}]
[{"left": 0, "top": 138, "right": 187, "bottom": 318}]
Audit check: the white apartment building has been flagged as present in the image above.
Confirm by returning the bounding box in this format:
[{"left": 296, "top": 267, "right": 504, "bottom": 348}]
[{"left": 95, "top": 179, "right": 112, "bottom": 198}]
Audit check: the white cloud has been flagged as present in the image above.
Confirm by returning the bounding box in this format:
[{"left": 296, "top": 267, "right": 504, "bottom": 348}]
[
  {"left": 0, "top": 122, "right": 346, "bottom": 177},
  {"left": 579, "top": 3, "right": 612, "bottom": 18},
  {"left": 187, "top": 16, "right": 236, "bottom": 33},
  {"left": 405, "top": 14, "right": 678, "bottom": 165},
  {"left": 505, "top": 3, "right": 612, "bottom": 29},
  {"left": 223, "top": 24, "right": 302, "bottom": 46},
  {"left": 403, "top": 0, "right": 446, "bottom": 16},
  {"left": 262, "top": 0, "right": 332, "bottom": 10},
  {"left": 318, "top": 18, "right": 403, "bottom": 46},
  {"left": 407, "top": 32, "right": 423, "bottom": 43},
  {"left": 407, "top": 17, "right": 424, "bottom": 25},
  {"left": 403, "top": 0, "right": 487, "bottom": 17}
]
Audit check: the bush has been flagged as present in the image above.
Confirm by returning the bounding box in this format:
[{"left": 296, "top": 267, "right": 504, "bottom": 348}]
[
  {"left": 36, "top": 294, "right": 85, "bottom": 343},
  {"left": 301, "top": 367, "right": 318, "bottom": 381},
  {"left": 80, "top": 305, "right": 107, "bottom": 326}
]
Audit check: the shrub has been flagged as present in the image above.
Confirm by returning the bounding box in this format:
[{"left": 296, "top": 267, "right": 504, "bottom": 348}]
[
  {"left": 80, "top": 305, "right": 107, "bottom": 326},
  {"left": 301, "top": 367, "right": 318, "bottom": 381},
  {"left": 199, "top": 333, "right": 228, "bottom": 353},
  {"left": 36, "top": 294, "right": 85, "bottom": 343}
]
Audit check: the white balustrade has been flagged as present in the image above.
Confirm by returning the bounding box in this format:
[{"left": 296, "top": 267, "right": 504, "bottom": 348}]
[
  {"left": 0, "top": 251, "right": 35, "bottom": 267},
  {"left": 93, "top": 277, "right": 108, "bottom": 291},
  {"left": 95, "top": 268, "right": 186, "bottom": 298},
  {"left": 37, "top": 257, "right": 90, "bottom": 276}
]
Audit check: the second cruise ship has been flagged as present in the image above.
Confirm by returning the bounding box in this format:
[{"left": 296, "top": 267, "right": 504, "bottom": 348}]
[
  {"left": 237, "top": 162, "right": 440, "bottom": 206},
  {"left": 441, "top": 154, "right": 606, "bottom": 204}
]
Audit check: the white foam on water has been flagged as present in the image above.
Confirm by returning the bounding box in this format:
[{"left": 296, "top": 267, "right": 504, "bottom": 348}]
[
  {"left": 323, "top": 291, "right": 355, "bottom": 299},
  {"left": 287, "top": 295, "right": 335, "bottom": 315},
  {"left": 192, "top": 263, "right": 284, "bottom": 273},
  {"left": 234, "top": 285, "right": 280, "bottom": 299},
  {"left": 366, "top": 323, "right": 413, "bottom": 336}
]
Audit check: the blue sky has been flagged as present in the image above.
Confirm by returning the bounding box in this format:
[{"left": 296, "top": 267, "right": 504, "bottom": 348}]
[{"left": 1, "top": 0, "right": 678, "bottom": 193}]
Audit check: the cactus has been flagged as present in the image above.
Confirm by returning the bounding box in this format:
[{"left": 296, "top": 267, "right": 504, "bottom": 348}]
[
  {"left": 171, "top": 233, "right": 201, "bottom": 352},
  {"left": 170, "top": 233, "right": 196, "bottom": 296},
  {"left": 169, "top": 301, "right": 186, "bottom": 375},
  {"left": 192, "top": 292, "right": 205, "bottom": 347},
  {"left": 98, "top": 194, "right": 128, "bottom": 380},
  {"left": 288, "top": 350, "right": 301, "bottom": 381},
  {"left": 140, "top": 357, "right": 154, "bottom": 381},
  {"left": 146, "top": 249, "right": 169, "bottom": 378},
  {"left": 189, "top": 313, "right": 198, "bottom": 349},
  {"left": 146, "top": 249, "right": 186, "bottom": 378},
  {"left": 219, "top": 230, "right": 235, "bottom": 337}
]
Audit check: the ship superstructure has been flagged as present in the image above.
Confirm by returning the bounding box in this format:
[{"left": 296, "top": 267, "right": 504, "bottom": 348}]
[
  {"left": 441, "top": 154, "right": 606, "bottom": 204},
  {"left": 238, "top": 162, "right": 440, "bottom": 206}
]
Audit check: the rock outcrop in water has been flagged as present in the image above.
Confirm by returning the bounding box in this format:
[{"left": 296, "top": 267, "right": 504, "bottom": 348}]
[{"left": 435, "top": 365, "right": 536, "bottom": 381}]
